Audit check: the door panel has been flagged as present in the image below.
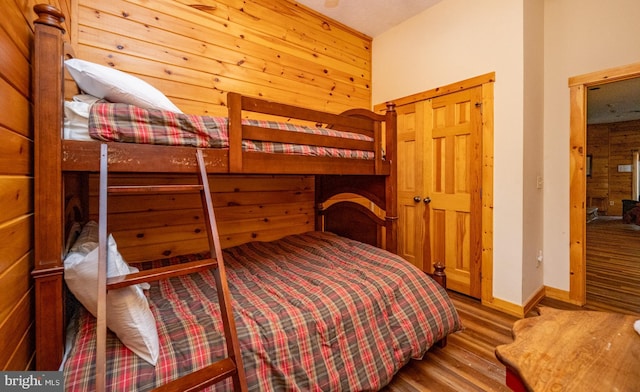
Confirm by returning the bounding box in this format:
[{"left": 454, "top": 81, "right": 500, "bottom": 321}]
[
  {"left": 396, "top": 103, "right": 425, "bottom": 270},
  {"left": 395, "top": 87, "right": 483, "bottom": 298},
  {"left": 426, "top": 87, "right": 482, "bottom": 298}
]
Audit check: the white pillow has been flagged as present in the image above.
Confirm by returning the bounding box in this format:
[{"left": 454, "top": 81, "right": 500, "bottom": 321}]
[
  {"left": 64, "top": 58, "right": 182, "bottom": 113},
  {"left": 64, "top": 230, "right": 159, "bottom": 365},
  {"left": 68, "top": 221, "right": 149, "bottom": 289},
  {"left": 63, "top": 97, "right": 93, "bottom": 141},
  {"left": 73, "top": 94, "right": 102, "bottom": 105}
]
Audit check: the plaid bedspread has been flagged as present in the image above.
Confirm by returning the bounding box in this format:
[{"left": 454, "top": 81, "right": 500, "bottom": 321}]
[
  {"left": 63, "top": 232, "right": 462, "bottom": 391},
  {"left": 88, "top": 103, "right": 375, "bottom": 160}
]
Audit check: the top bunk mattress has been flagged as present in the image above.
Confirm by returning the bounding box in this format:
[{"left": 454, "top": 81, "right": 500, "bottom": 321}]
[{"left": 65, "top": 100, "right": 375, "bottom": 160}]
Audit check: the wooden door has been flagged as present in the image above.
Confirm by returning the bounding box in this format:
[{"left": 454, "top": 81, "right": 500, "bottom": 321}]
[
  {"left": 425, "top": 87, "right": 483, "bottom": 298},
  {"left": 397, "top": 102, "right": 427, "bottom": 270}
]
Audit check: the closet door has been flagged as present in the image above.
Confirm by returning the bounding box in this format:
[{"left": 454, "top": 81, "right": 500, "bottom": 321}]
[
  {"left": 397, "top": 102, "right": 427, "bottom": 271},
  {"left": 396, "top": 87, "right": 483, "bottom": 298},
  {"left": 425, "top": 87, "right": 483, "bottom": 298}
]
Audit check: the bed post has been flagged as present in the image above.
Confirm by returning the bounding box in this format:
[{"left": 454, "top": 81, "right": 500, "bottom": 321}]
[
  {"left": 384, "top": 102, "right": 398, "bottom": 254},
  {"left": 32, "top": 4, "right": 66, "bottom": 370}
]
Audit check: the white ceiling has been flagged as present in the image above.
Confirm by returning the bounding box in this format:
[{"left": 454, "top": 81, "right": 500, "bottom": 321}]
[
  {"left": 587, "top": 78, "right": 640, "bottom": 124},
  {"left": 296, "top": 0, "right": 443, "bottom": 37},
  {"left": 295, "top": 1, "right": 640, "bottom": 125}
]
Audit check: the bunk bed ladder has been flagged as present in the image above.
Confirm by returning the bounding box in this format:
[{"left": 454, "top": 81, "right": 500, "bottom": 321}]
[{"left": 95, "top": 144, "right": 247, "bottom": 392}]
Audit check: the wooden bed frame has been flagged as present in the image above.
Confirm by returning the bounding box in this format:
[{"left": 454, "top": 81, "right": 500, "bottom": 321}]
[
  {"left": 32, "top": 4, "right": 399, "bottom": 371},
  {"left": 30, "top": 4, "right": 452, "bottom": 375}
]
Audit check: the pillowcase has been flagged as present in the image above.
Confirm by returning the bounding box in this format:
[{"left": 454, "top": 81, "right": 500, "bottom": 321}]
[
  {"left": 67, "top": 221, "right": 150, "bottom": 289},
  {"left": 64, "top": 95, "right": 102, "bottom": 141},
  {"left": 64, "top": 58, "right": 182, "bottom": 113},
  {"left": 64, "top": 223, "right": 159, "bottom": 365}
]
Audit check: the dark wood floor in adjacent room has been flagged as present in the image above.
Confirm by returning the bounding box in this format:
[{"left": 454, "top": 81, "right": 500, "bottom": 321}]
[{"left": 586, "top": 216, "right": 640, "bottom": 314}]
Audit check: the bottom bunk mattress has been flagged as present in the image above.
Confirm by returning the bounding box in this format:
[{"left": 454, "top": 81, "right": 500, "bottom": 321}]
[{"left": 62, "top": 231, "right": 462, "bottom": 391}]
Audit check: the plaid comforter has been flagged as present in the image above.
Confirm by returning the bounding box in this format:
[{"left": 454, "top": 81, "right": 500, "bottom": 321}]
[
  {"left": 63, "top": 232, "right": 461, "bottom": 391},
  {"left": 88, "top": 103, "right": 375, "bottom": 160}
]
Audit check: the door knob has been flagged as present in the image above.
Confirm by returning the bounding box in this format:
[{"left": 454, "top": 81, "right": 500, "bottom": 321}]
[
  {"left": 423, "top": 197, "right": 431, "bottom": 204},
  {"left": 413, "top": 196, "right": 421, "bottom": 202}
]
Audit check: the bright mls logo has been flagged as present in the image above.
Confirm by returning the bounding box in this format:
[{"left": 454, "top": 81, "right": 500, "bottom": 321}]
[{"left": 1, "top": 372, "right": 63, "bottom": 391}]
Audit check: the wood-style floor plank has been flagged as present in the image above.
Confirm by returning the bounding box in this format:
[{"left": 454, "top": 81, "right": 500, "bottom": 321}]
[
  {"left": 385, "top": 289, "right": 639, "bottom": 390},
  {"left": 383, "top": 292, "right": 514, "bottom": 392},
  {"left": 384, "top": 217, "right": 640, "bottom": 391},
  {"left": 586, "top": 216, "right": 640, "bottom": 314}
]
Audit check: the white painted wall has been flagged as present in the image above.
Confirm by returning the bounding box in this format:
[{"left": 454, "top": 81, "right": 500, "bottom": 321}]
[
  {"left": 543, "top": 0, "right": 640, "bottom": 291},
  {"left": 372, "top": 0, "right": 528, "bottom": 305},
  {"left": 522, "top": 0, "right": 545, "bottom": 301}
]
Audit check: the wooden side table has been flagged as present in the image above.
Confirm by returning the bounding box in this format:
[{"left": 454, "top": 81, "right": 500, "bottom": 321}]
[{"left": 495, "top": 307, "right": 640, "bottom": 391}]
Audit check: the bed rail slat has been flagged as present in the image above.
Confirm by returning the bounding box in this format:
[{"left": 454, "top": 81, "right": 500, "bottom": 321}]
[
  {"left": 152, "top": 358, "right": 238, "bottom": 392},
  {"left": 107, "top": 184, "right": 205, "bottom": 194},
  {"left": 106, "top": 258, "right": 219, "bottom": 290}
]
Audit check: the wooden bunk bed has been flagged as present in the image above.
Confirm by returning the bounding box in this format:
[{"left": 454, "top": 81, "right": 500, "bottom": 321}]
[{"left": 32, "top": 4, "right": 461, "bottom": 391}]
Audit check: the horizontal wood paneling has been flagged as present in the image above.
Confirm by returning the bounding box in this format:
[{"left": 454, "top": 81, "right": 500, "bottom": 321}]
[
  {"left": 84, "top": 174, "right": 315, "bottom": 261},
  {"left": 0, "top": 24, "right": 29, "bottom": 97},
  {"left": 586, "top": 124, "right": 610, "bottom": 213},
  {"left": 1, "top": 0, "right": 33, "bottom": 371},
  {"left": 4, "top": 1, "right": 33, "bottom": 59},
  {"left": 0, "top": 78, "right": 30, "bottom": 138},
  {"left": 0, "top": 250, "right": 33, "bottom": 333},
  {"left": 0, "top": 216, "right": 33, "bottom": 278},
  {"left": 0, "top": 288, "right": 33, "bottom": 370},
  {"left": 608, "top": 120, "right": 640, "bottom": 215},
  {"left": 0, "top": 177, "right": 32, "bottom": 222},
  {"left": 587, "top": 119, "right": 640, "bottom": 216},
  {"left": 0, "top": 128, "right": 31, "bottom": 175},
  {"left": 74, "top": 0, "right": 372, "bottom": 114}
]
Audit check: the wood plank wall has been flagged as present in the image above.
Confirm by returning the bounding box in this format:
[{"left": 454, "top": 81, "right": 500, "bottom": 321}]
[
  {"left": 1, "top": 0, "right": 70, "bottom": 371},
  {"left": 587, "top": 124, "right": 611, "bottom": 214},
  {"left": 69, "top": 0, "right": 373, "bottom": 260},
  {"left": 587, "top": 119, "right": 640, "bottom": 216},
  {"left": 73, "top": 0, "right": 372, "bottom": 114},
  {"left": 88, "top": 174, "right": 315, "bottom": 262},
  {"left": 0, "top": 0, "right": 369, "bottom": 370}
]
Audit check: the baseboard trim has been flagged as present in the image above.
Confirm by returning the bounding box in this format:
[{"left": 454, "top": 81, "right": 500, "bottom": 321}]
[
  {"left": 544, "top": 285, "right": 584, "bottom": 306},
  {"left": 524, "top": 286, "right": 546, "bottom": 316},
  {"left": 482, "top": 297, "right": 525, "bottom": 318},
  {"left": 481, "top": 286, "right": 546, "bottom": 318}
]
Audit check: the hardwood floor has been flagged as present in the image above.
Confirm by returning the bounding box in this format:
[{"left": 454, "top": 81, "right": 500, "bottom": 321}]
[
  {"left": 383, "top": 291, "right": 515, "bottom": 392},
  {"left": 385, "top": 286, "right": 639, "bottom": 391},
  {"left": 586, "top": 216, "right": 640, "bottom": 314},
  {"left": 383, "top": 217, "right": 640, "bottom": 391}
]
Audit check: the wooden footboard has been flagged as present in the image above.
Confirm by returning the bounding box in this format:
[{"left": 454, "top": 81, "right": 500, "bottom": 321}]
[
  {"left": 428, "top": 262, "right": 447, "bottom": 289},
  {"left": 428, "top": 263, "right": 449, "bottom": 348}
]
